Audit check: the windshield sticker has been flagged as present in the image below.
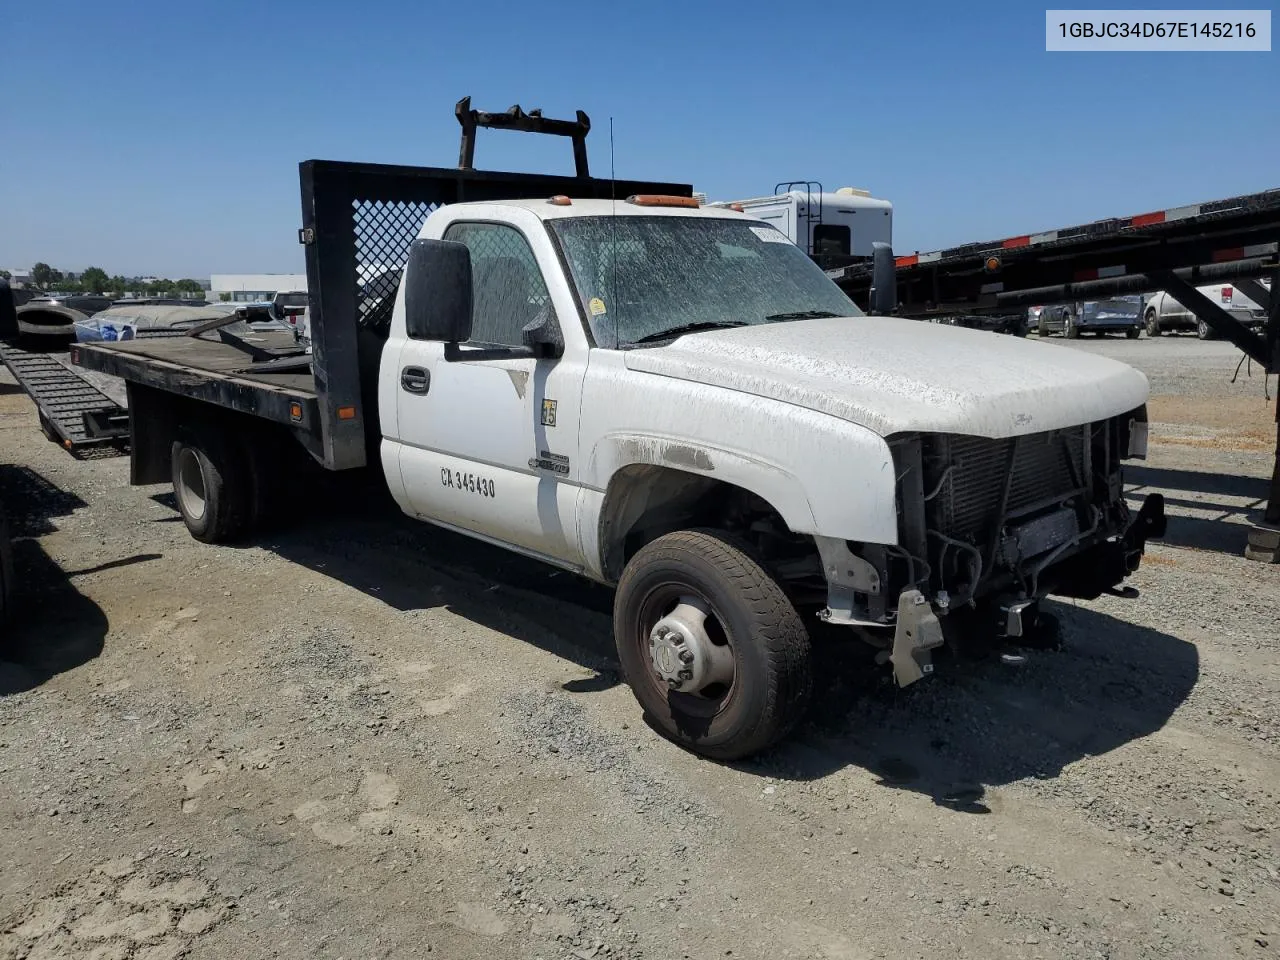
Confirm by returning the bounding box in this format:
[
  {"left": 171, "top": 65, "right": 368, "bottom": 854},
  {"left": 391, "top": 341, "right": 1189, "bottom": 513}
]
[
  {"left": 749, "top": 226, "right": 790, "bottom": 244},
  {"left": 588, "top": 297, "right": 607, "bottom": 316}
]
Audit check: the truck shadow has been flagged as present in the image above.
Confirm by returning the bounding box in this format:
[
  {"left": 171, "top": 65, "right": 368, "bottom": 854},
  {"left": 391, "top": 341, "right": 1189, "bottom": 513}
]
[
  {"left": 258, "top": 479, "right": 620, "bottom": 681},
  {"left": 1125, "top": 465, "right": 1271, "bottom": 554},
  {"left": 0, "top": 466, "right": 109, "bottom": 695},
  {"left": 256, "top": 480, "right": 1198, "bottom": 806},
  {"left": 760, "top": 604, "right": 1198, "bottom": 811}
]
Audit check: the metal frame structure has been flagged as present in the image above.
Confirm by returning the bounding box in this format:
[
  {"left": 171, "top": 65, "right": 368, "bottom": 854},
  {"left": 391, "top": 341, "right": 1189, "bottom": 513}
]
[{"left": 829, "top": 187, "right": 1279, "bottom": 364}]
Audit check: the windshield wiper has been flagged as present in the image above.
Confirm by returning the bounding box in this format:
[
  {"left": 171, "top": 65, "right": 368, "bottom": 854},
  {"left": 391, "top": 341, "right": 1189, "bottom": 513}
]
[
  {"left": 631, "top": 320, "right": 749, "bottom": 344},
  {"left": 763, "top": 310, "right": 842, "bottom": 322}
]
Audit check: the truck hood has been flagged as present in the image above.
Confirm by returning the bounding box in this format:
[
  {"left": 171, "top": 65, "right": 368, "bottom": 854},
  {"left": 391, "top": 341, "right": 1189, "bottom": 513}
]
[{"left": 622, "top": 316, "right": 1149, "bottom": 438}]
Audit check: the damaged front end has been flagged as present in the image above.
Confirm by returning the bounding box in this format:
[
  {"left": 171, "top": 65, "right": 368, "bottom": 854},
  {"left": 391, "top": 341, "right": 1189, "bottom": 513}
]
[{"left": 817, "top": 406, "right": 1166, "bottom": 685}]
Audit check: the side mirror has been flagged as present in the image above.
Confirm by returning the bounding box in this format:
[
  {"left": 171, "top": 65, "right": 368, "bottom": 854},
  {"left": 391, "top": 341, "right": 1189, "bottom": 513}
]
[
  {"left": 405, "top": 238, "right": 473, "bottom": 342},
  {"left": 868, "top": 242, "right": 897, "bottom": 316},
  {"left": 521, "top": 309, "right": 564, "bottom": 358}
]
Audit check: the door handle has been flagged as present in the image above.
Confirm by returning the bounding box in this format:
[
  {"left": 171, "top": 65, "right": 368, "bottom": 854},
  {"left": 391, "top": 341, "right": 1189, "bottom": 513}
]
[{"left": 400, "top": 366, "right": 430, "bottom": 394}]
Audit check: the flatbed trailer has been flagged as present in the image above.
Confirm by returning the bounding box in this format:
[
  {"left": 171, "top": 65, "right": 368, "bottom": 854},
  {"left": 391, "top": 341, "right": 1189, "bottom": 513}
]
[
  {"left": 75, "top": 98, "right": 692, "bottom": 483},
  {"left": 0, "top": 341, "right": 129, "bottom": 454},
  {"left": 830, "top": 187, "right": 1280, "bottom": 367}
]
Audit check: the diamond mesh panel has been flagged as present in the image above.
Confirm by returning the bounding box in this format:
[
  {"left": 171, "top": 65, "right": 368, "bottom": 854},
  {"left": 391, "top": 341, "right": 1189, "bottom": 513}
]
[{"left": 352, "top": 199, "right": 438, "bottom": 332}]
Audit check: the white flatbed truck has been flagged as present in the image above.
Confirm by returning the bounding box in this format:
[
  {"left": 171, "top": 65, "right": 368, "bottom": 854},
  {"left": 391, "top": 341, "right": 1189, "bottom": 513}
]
[{"left": 74, "top": 99, "right": 1166, "bottom": 759}]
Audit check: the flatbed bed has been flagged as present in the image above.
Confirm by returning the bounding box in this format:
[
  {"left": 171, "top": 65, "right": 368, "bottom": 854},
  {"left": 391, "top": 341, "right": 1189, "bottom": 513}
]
[{"left": 75, "top": 333, "right": 319, "bottom": 429}]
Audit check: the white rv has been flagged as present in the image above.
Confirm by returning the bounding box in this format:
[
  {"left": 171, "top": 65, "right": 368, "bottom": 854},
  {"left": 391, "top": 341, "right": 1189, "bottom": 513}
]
[{"left": 706, "top": 183, "right": 892, "bottom": 263}]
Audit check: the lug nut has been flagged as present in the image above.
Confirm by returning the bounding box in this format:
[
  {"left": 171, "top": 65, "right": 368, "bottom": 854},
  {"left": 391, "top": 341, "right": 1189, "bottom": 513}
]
[
  {"left": 678, "top": 649, "right": 694, "bottom": 664},
  {"left": 678, "top": 668, "right": 693, "bottom": 681}
]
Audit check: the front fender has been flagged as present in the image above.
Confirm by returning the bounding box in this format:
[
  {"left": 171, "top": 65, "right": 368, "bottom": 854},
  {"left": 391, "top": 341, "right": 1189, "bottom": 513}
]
[{"left": 584, "top": 396, "right": 901, "bottom": 546}]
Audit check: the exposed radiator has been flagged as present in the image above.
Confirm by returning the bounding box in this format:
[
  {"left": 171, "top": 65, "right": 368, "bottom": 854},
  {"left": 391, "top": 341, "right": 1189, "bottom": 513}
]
[{"left": 924, "top": 426, "right": 1088, "bottom": 542}]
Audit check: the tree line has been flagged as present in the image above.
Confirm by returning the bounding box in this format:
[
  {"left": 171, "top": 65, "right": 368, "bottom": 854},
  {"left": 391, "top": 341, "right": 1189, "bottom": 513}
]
[{"left": 17, "top": 263, "right": 205, "bottom": 298}]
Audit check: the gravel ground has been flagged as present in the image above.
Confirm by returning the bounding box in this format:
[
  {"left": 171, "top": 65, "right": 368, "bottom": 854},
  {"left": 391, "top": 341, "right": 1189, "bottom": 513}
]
[{"left": 1, "top": 334, "right": 1277, "bottom": 960}]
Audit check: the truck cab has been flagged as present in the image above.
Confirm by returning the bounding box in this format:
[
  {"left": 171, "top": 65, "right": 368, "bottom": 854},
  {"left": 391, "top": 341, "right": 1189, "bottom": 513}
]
[{"left": 378, "top": 191, "right": 1164, "bottom": 759}]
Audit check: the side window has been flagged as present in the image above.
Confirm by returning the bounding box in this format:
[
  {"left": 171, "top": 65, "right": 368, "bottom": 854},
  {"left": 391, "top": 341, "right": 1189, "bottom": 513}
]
[{"left": 442, "top": 222, "right": 552, "bottom": 347}]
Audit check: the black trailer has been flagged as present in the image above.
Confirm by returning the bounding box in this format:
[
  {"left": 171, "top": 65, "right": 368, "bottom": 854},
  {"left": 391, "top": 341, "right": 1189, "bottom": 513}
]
[
  {"left": 0, "top": 278, "right": 129, "bottom": 454},
  {"left": 830, "top": 186, "right": 1280, "bottom": 367},
  {"left": 73, "top": 98, "right": 691, "bottom": 531}
]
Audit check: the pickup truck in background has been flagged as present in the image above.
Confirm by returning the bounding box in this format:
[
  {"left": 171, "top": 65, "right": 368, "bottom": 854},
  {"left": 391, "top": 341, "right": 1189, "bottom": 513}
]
[
  {"left": 1036, "top": 296, "right": 1143, "bottom": 338},
  {"left": 73, "top": 99, "right": 1167, "bottom": 760},
  {"left": 1143, "top": 281, "right": 1271, "bottom": 338}
]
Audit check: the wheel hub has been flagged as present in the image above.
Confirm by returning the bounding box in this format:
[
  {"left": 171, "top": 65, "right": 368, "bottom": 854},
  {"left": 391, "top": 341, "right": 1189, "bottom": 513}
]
[{"left": 648, "top": 597, "right": 733, "bottom": 695}]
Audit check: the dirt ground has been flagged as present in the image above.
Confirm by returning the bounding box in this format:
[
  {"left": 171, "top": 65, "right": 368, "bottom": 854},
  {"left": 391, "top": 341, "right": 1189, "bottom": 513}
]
[{"left": 1, "top": 333, "right": 1277, "bottom": 960}]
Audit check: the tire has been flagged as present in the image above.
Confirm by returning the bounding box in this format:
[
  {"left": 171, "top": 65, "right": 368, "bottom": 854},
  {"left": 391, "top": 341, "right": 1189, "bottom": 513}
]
[
  {"left": 613, "top": 528, "right": 813, "bottom": 761},
  {"left": 1125, "top": 326, "right": 1140, "bottom": 339},
  {"left": 170, "top": 426, "right": 254, "bottom": 544},
  {"left": 1197, "top": 319, "right": 1216, "bottom": 340},
  {"left": 1145, "top": 309, "right": 1162, "bottom": 337},
  {"left": 242, "top": 432, "right": 284, "bottom": 532},
  {"left": 1064, "top": 313, "right": 1080, "bottom": 339}
]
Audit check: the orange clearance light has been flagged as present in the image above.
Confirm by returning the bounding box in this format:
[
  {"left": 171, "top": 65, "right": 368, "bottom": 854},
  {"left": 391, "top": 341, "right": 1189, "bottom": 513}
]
[
  {"left": 547, "top": 195, "right": 572, "bottom": 206},
  {"left": 729, "top": 203, "right": 745, "bottom": 212},
  {"left": 337, "top": 405, "right": 358, "bottom": 421},
  {"left": 984, "top": 256, "right": 1001, "bottom": 272},
  {"left": 289, "top": 403, "right": 303, "bottom": 421},
  {"left": 64, "top": 439, "right": 73, "bottom": 450},
  {"left": 625, "top": 194, "right": 701, "bottom": 208}
]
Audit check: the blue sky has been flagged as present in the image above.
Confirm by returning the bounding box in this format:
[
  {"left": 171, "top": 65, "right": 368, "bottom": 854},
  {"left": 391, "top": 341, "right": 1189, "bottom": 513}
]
[{"left": 1, "top": 0, "right": 1276, "bottom": 279}]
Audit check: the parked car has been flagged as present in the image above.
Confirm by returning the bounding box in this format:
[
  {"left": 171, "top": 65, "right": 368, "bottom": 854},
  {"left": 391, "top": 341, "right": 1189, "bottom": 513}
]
[
  {"left": 1143, "top": 281, "right": 1271, "bottom": 338},
  {"left": 1037, "top": 297, "right": 1143, "bottom": 339}
]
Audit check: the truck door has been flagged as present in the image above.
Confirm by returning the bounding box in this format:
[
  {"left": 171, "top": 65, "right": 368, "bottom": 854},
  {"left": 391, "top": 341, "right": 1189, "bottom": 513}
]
[{"left": 391, "top": 220, "right": 586, "bottom": 565}]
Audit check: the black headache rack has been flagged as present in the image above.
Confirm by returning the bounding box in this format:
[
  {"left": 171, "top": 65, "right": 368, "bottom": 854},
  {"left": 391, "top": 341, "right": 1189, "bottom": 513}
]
[
  {"left": 832, "top": 186, "right": 1280, "bottom": 371},
  {"left": 76, "top": 98, "right": 692, "bottom": 472}
]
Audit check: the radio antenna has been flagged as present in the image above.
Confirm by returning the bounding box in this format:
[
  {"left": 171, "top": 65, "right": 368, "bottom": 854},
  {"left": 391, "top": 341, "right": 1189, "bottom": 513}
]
[{"left": 610, "top": 117, "right": 619, "bottom": 349}]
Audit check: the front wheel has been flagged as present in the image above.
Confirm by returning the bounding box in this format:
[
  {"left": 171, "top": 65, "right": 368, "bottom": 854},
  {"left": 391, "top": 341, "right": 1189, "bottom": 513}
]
[
  {"left": 1125, "top": 326, "right": 1140, "bottom": 339},
  {"left": 1145, "top": 309, "right": 1162, "bottom": 337},
  {"left": 614, "top": 529, "right": 813, "bottom": 761},
  {"left": 1064, "top": 313, "right": 1080, "bottom": 339},
  {"left": 1197, "top": 319, "right": 1216, "bottom": 340}
]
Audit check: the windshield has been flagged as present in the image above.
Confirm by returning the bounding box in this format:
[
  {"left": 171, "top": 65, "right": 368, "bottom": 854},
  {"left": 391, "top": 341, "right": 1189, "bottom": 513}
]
[{"left": 548, "top": 215, "right": 861, "bottom": 347}]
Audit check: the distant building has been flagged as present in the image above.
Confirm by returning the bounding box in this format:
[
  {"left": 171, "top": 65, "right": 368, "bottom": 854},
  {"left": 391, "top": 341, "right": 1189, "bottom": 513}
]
[
  {"left": 2, "top": 268, "right": 32, "bottom": 285},
  {"left": 209, "top": 273, "right": 307, "bottom": 303}
]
